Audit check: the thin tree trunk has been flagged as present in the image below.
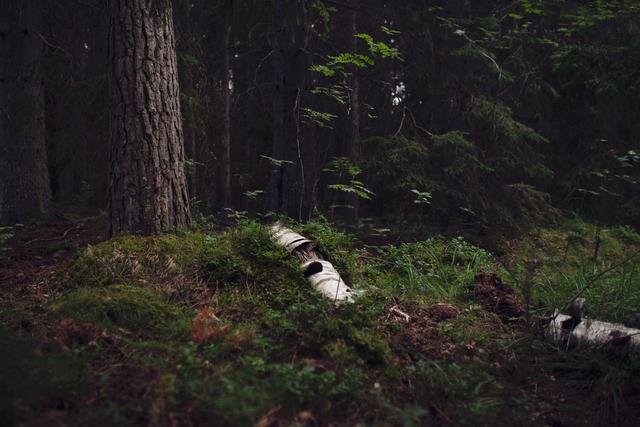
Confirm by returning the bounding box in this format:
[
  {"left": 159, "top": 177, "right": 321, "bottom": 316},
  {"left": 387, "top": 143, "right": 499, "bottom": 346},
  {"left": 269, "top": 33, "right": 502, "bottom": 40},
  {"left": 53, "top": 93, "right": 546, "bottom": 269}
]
[
  {"left": 108, "top": 0, "right": 191, "bottom": 235},
  {"left": 187, "top": 108, "right": 197, "bottom": 197},
  {"left": 301, "top": 120, "right": 318, "bottom": 219},
  {"left": 182, "top": 21, "right": 198, "bottom": 199},
  {"left": 346, "top": 0, "right": 360, "bottom": 161},
  {"left": 0, "top": 0, "right": 52, "bottom": 224},
  {"left": 345, "top": 0, "right": 361, "bottom": 221},
  {"left": 269, "top": 0, "right": 307, "bottom": 216},
  {"left": 269, "top": 0, "right": 288, "bottom": 213},
  {"left": 219, "top": 10, "right": 232, "bottom": 208}
]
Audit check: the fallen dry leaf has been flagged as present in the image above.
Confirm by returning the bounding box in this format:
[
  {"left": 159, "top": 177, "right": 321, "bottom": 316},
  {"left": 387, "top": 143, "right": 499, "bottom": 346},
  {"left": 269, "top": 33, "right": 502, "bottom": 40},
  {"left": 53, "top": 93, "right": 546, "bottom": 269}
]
[
  {"left": 254, "top": 405, "right": 282, "bottom": 427},
  {"left": 297, "top": 410, "right": 316, "bottom": 424},
  {"left": 190, "top": 308, "right": 231, "bottom": 343}
]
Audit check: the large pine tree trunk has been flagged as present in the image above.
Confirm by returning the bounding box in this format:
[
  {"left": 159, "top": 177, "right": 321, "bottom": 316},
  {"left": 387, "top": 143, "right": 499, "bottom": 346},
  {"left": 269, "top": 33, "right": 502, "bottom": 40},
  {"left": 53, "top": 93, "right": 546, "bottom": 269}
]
[
  {"left": 0, "top": 0, "right": 52, "bottom": 224},
  {"left": 108, "top": 0, "right": 191, "bottom": 235}
]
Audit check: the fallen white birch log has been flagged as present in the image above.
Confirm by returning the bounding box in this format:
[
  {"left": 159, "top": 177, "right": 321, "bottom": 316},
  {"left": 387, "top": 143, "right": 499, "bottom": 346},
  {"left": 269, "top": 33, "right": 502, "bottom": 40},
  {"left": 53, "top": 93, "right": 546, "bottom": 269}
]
[
  {"left": 270, "top": 222, "right": 354, "bottom": 304},
  {"left": 546, "top": 310, "right": 640, "bottom": 354}
]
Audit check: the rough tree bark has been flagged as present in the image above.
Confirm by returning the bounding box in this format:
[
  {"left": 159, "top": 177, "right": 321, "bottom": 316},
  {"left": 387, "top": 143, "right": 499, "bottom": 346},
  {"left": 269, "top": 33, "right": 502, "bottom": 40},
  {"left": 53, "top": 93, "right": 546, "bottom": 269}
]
[
  {"left": 108, "top": 0, "right": 191, "bottom": 235},
  {"left": 0, "top": 0, "right": 52, "bottom": 224}
]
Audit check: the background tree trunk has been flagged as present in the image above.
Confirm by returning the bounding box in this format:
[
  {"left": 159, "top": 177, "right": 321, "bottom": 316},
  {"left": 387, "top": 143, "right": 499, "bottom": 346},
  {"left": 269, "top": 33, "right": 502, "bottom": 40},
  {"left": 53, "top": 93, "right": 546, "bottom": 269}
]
[
  {"left": 269, "top": 0, "right": 306, "bottom": 216},
  {"left": 0, "top": 0, "right": 52, "bottom": 224},
  {"left": 218, "top": 6, "right": 232, "bottom": 208},
  {"left": 345, "top": 0, "right": 361, "bottom": 221},
  {"left": 269, "top": 0, "right": 288, "bottom": 213},
  {"left": 108, "top": 0, "right": 191, "bottom": 235},
  {"left": 177, "top": 5, "right": 199, "bottom": 201}
]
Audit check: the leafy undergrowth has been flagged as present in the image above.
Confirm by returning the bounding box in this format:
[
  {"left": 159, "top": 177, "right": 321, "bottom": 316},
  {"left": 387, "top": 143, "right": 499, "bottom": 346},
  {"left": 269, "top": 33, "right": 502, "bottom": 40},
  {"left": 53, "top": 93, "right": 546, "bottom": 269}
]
[
  {"left": 1, "top": 217, "right": 639, "bottom": 426},
  {"left": 503, "top": 218, "right": 640, "bottom": 322}
]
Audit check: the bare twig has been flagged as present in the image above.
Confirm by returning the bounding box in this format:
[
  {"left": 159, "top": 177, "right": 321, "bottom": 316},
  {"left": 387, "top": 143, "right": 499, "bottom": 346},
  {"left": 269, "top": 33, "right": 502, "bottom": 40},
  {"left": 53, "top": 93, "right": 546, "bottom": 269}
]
[
  {"left": 253, "top": 49, "right": 274, "bottom": 89},
  {"left": 25, "top": 224, "right": 83, "bottom": 246},
  {"left": 393, "top": 108, "right": 406, "bottom": 137},
  {"left": 389, "top": 305, "right": 410, "bottom": 323},
  {"left": 406, "top": 107, "right": 434, "bottom": 137},
  {"left": 33, "top": 31, "right": 75, "bottom": 62}
]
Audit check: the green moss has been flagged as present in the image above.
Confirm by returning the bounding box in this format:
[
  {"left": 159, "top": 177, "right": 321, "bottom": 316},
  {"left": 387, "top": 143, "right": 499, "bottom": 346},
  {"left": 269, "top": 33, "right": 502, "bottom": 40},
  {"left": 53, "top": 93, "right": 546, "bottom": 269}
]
[
  {"left": 348, "top": 328, "right": 391, "bottom": 364},
  {"left": 51, "top": 285, "right": 187, "bottom": 338},
  {"left": 201, "top": 220, "right": 302, "bottom": 289},
  {"left": 64, "top": 230, "right": 212, "bottom": 290}
]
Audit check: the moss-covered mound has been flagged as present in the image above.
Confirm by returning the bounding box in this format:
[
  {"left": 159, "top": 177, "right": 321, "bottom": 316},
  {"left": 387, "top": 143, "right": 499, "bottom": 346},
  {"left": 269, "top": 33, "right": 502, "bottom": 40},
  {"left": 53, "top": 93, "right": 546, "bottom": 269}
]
[{"left": 51, "top": 285, "right": 186, "bottom": 338}]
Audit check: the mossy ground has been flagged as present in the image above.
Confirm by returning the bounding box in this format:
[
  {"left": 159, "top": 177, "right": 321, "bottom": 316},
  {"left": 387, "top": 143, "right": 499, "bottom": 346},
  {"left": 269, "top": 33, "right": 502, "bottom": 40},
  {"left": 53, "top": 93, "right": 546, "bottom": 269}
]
[{"left": 1, "top": 216, "right": 639, "bottom": 426}]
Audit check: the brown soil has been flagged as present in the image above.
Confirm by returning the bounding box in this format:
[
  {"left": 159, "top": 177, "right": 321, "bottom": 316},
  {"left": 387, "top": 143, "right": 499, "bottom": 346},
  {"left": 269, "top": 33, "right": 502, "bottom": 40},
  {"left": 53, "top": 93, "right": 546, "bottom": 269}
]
[
  {"left": 473, "top": 272, "right": 524, "bottom": 317},
  {"left": 387, "top": 302, "right": 461, "bottom": 361},
  {"left": 428, "top": 303, "right": 460, "bottom": 321},
  {"left": 0, "top": 214, "right": 107, "bottom": 310},
  {"left": 42, "top": 318, "right": 126, "bottom": 353}
]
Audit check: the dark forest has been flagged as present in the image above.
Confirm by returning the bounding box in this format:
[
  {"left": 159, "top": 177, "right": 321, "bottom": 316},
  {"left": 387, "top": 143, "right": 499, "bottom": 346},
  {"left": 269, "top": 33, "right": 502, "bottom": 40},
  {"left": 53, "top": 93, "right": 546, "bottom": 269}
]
[{"left": 1, "top": 1, "right": 640, "bottom": 425}]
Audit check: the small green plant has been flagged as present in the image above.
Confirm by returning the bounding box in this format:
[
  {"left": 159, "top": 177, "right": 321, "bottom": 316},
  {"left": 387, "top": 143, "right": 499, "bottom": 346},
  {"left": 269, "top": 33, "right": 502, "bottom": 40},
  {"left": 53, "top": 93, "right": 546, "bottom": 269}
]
[
  {"left": 411, "top": 189, "right": 432, "bottom": 205},
  {"left": 301, "top": 107, "right": 338, "bottom": 128},
  {"left": 323, "top": 157, "right": 374, "bottom": 201},
  {"left": 224, "top": 208, "right": 249, "bottom": 222},
  {"left": 184, "top": 157, "right": 203, "bottom": 175},
  {"left": 0, "top": 225, "right": 14, "bottom": 254},
  {"left": 242, "top": 189, "right": 264, "bottom": 200},
  {"left": 307, "top": 28, "right": 401, "bottom": 138},
  {"left": 260, "top": 155, "right": 295, "bottom": 169}
]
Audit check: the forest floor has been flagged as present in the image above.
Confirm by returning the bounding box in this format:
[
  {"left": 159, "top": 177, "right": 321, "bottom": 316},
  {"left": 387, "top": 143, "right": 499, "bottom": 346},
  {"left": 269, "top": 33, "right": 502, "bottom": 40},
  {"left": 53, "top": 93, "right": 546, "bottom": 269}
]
[{"left": 1, "top": 214, "right": 639, "bottom": 426}]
